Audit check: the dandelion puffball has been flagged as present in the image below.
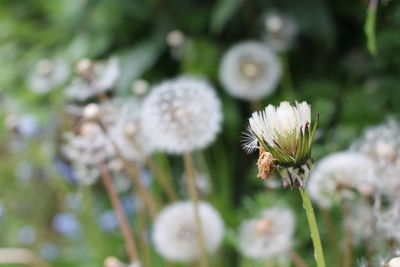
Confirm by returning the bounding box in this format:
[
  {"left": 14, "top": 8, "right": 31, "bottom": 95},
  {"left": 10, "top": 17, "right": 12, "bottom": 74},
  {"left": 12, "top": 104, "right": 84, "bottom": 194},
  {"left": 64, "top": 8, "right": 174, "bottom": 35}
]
[
  {"left": 238, "top": 207, "right": 295, "bottom": 259},
  {"left": 141, "top": 76, "right": 222, "bottom": 154},
  {"left": 219, "top": 41, "right": 281, "bottom": 101},
  {"left": 389, "top": 257, "right": 400, "bottom": 267},
  {"left": 263, "top": 12, "right": 298, "bottom": 52},
  {"left": 65, "top": 57, "right": 119, "bottom": 101},
  {"left": 308, "top": 152, "right": 377, "bottom": 208},
  {"left": 29, "top": 59, "right": 70, "bottom": 94},
  {"left": 152, "top": 201, "right": 224, "bottom": 262},
  {"left": 108, "top": 97, "right": 154, "bottom": 162}
]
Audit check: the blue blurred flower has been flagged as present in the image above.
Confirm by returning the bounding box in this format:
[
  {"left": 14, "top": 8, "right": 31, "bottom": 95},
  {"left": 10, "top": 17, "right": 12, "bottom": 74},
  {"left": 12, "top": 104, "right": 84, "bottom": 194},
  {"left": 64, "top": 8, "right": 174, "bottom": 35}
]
[
  {"left": 0, "top": 201, "right": 4, "bottom": 219},
  {"left": 140, "top": 168, "right": 153, "bottom": 188},
  {"left": 98, "top": 210, "right": 118, "bottom": 232},
  {"left": 39, "top": 242, "right": 60, "bottom": 261},
  {"left": 17, "top": 114, "right": 40, "bottom": 138},
  {"left": 52, "top": 213, "right": 80, "bottom": 238},
  {"left": 121, "top": 193, "right": 138, "bottom": 215},
  {"left": 18, "top": 226, "right": 36, "bottom": 245},
  {"left": 54, "top": 157, "right": 76, "bottom": 184},
  {"left": 64, "top": 193, "right": 81, "bottom": 211}
]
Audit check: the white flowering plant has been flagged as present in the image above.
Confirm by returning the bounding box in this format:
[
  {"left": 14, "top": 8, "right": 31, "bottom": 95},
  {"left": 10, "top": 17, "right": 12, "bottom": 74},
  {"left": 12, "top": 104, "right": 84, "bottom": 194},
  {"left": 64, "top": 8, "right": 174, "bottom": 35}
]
[{"left": 244, "top": 101, "right": 319, "bottom": 188}]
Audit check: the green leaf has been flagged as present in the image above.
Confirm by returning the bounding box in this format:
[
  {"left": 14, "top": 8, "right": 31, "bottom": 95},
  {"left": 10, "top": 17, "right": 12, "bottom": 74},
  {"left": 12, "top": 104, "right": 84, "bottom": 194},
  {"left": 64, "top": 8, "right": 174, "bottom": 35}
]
[
  {"left": 210, "top": 0, "right": 242, "bottom": 33},
  {"left": 116, "top": 30, "right": 166, "bottom": 96}
]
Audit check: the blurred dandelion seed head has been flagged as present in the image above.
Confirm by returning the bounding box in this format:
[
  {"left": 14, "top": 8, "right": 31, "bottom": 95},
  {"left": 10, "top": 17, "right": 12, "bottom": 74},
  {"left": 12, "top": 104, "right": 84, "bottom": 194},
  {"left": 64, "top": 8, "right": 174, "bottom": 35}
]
[
  {"left": 238, "top": 207, "right": 295, "bottom": 259},
  {"left": 308, "top": 152, "right": 377, "bottom": 208},
  {"left": 141, "top": 76, "right": 222, "bottom": 154},
  {"left": 219, "top": 41, "right": 281, "bottom": 101},
  {"left": 29, "top": 58, "right": 70, "bottom": 94},
  {"left": 389, "top": 257, "right": 400, "bottom": 267},
  {"left": 152, "top": 201, "right": 224, "bottom": 262},
  {"left": 263, "top": 12, "right": 298, "bottom": 52},
  {"left": 131, "top": 79, "right": 150, "bottom": 96},
  {"left": 65, "top": 57, "right": 119, "bottom": 101}
]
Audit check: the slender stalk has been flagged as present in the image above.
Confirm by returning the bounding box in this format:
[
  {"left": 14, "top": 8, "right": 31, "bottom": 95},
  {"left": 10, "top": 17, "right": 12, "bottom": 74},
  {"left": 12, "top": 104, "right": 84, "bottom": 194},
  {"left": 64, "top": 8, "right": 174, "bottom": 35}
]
[
  {"left": 289, "top": 250, "right": 309, "bottom": 267},
  {"left": 279, "top": 52, "right": 294, "bottom": 99},
  {"left": 321, "top": 208, "right": 341, "bottom": 267},
  {"left": 299, "top": 189, "right": 326, "bottom": 267},
  {"left": 137, "top": 207, "right": 151, "bottom": 267},
  {"left": 125, "top": 134, "right": 178, "bottom": 202},
  {"left": 183, "top": 152, "right": 208, "bottom": 267},
  {"left": 97, "top": 121, "right": 159, "bottom": 219},
  {"left": 123, "top": 162, "right": 159, "bottom": 220},
  {"left": 250, "top": 100, "right": 262, "bottom": 111},
  {"left": 364, "top": 0, "right": 378, "bottom": 56},
  {"left": 343, "top": 200, "right": 353, "bottom": 267},
  {"left": 99, "top": 161, "right": 139, "bottom": 263}
]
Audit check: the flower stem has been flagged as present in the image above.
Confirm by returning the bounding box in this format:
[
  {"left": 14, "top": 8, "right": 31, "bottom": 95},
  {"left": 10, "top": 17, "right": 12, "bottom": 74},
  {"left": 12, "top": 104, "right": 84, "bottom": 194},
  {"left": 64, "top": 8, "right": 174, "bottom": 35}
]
[
  {"left": 99, "top": 161, "right": 139, "bottom": 263},
  {"left": 343, "top": 200, "right": 353, "bottom": 267},
  {"left": 183, "top": 152, "right": 208, "bottom": 267},
  {"left": 364, "top": 0, "right": 378, "bottom": 56},
  {"left": 299, "top": 189, "right": 326, "bottom": 267}
]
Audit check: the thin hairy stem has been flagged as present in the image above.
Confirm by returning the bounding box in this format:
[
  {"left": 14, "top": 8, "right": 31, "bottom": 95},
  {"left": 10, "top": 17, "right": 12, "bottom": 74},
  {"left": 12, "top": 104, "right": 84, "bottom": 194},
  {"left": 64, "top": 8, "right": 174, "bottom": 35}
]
[
  {"left": 343, "top": 200, "right": 353, "bottom": 267},
  {"left": 321, "top": 208, "right": 341, "bottom": 267},
  {"left": 99, "top": 161, "right": 139, "bottom": 263},
  {"left": 127, "top": 134, "right": 179, "bottom": 202},
  {"left": 299, "top": 189, "right": 326, "bottom": 267},
  {"left": 183, "top": 152, "right": 208, "bottom": 267}
]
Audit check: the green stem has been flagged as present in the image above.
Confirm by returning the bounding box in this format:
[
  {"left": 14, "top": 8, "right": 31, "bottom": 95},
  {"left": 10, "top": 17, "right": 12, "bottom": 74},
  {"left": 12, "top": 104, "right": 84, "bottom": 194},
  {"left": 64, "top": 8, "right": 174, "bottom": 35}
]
[
  {"left": 364, "top": 0, "right": 378, "bottom": 56},
  {"left": 299, "top": 189, "right": 326, "bottom": 267}
]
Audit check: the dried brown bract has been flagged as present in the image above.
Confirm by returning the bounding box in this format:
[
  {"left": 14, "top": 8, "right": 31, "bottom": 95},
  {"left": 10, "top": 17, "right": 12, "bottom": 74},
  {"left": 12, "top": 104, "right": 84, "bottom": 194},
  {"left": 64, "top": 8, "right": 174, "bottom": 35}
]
[{"left": 257, "top": 149, "right": 276, "bottom": 180}]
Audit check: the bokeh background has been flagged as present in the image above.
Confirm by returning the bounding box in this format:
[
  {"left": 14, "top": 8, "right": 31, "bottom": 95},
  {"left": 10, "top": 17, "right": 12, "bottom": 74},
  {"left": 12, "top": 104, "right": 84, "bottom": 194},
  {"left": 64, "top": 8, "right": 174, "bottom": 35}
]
[{"left": 0, "top": 0, "right": 399, "bottom": 266}]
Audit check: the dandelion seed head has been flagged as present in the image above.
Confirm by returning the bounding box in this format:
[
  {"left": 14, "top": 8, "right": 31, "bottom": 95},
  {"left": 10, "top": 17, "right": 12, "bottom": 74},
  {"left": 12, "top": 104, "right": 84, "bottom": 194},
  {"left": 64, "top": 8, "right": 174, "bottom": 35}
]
[
  {"left": 263, "top": 12, "right": 298, "bottom": 52},
  {"left": 65, "top": 57, "right": 119, "bottom": 101},
  {"left": 308, "top": 152, "right": 377, "bottom": 208},
  {"left": 238, "top": 207, "right": 294, "bottom": 259},
  {"left": 29, "top": 59, "right": 69, "bottom": 94},
  {"left": 350, "top": 119, "right": 400, "bottom": 199},
  {"left": 389, "top": 257, "right": 400, "bottom": 267},
  {"left": 152, "top": 201, "right": 224, "bottom": 262},
  {"left": 219, "top": 41, "right": 281, "bottom": 100},
  {"left": 166, "top": 30, "right": 185, "bottom": 48},
  {"left": 131, "top": 79, "right": 150, "bottom": 96},
  {"left": 83, "top": 103, "right": 100, "bottom": 120},
  {"left": 62, "top": 122, "right": 115, "bottom": 184},
  {"left": 108, "top": 97, "right": 154, "bottom": 161},
  {"left": 141, "top": 76, "right": 222, "bottom": 154}
]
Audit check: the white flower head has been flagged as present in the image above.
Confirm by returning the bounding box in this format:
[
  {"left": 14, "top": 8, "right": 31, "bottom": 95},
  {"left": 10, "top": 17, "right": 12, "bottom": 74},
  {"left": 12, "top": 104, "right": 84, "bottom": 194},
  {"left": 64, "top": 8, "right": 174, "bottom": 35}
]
[
  {"left": 219, "top": 41, "right": 281, "bottom": 101},
  {"left": 29, "top": 58, "right": 70, "bottom": 94},
  {"left": 375, "top": 201, "right": 400, "bottom": 243},
  {"left": 141, "top": 76, "right": 222, "bottom": 154},
  {"left": 152, "top": 201, "right": 224, "bottom": 262},
  {"left": 308, "top": 152, "right": 378, "bottom": 208},
  {"left": 244, "top": 101, "right": 318, "bottom": 188},
  {"left": 108, "top": 97, "right": 154, "bottom": 162},
  {"left": 350, "top": 119, "right": 400, "bottom": 199},
  {"left": 238, "top": 207, "right": 295, "bottom": 259},
  {"left": 65, "top": 57, "right": 119, "bottom": 101},
  {"left": 62, "top": 122, "right": 115, "bottom": 185},
  {"left": 388, "top": 257, "right": 400, "bottom": 267},
  {"left": 346, "top": 199, "right": 382, "bottom": 245},
  {"left": 263, "top": 11, "right": 298, "bottom": 52}
]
